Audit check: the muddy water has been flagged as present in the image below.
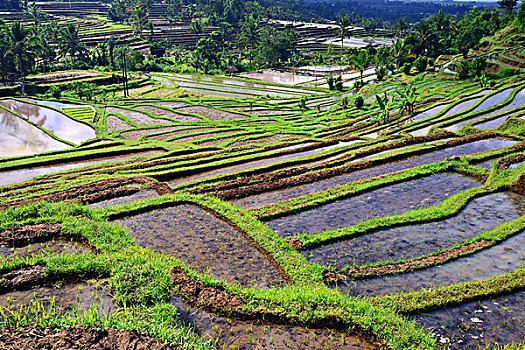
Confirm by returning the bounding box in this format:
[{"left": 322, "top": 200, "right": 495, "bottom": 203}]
[
  {"left": 237, "top": 70, "right": 318, "bottom": 85},
  {"left": 235, "top": 138, "right": 515, "bottom": 209},
  {"left": 0, "top": 109, "right": 70, "bottom": 158},
  {"left": 0, "top": 150, "right": 163, "bottom": 187},
  {"left": 412, "top": 292, "right": 525, "bottom": 350},
  {"left": 88, "top": 189, "right": 158, "bottom": 208},
  {"left": 444, "top": 88, "right": 514, "bottom": 132},
  {"left": 0, "top": 240, "right": 89, "bottom": 262},
  {"left": 266, "top": 173, "right": 479, "bottom": 238},
  {"left": 117, "top": 205, "right": 284, "bottom": 288},
  {"left": 0, "top": 281, "right": 114, "bottom": 316},
  {"left": 336, "top": 219, "right": 525, "bottom": 297},
  {"left": 303, "top": 192, "right": 525, "bottom": 269},
  {"left": 169, "top": 141, "right": 359, "bottom": 188},
  {"left": 170, "top": 295, "right": 375, "bottom": 350},
  {"left": 0, "top": 99, "right": 95, "bottom": 145}
]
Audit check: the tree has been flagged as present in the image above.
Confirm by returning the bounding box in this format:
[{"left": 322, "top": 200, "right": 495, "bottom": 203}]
[
  {"left": 395, "top": 82, "right": 417, "bottom": 115},
  {"left": 393, "top": 17, "right": 409, "bottom": 37},
  {"left": 131, "top": 6, "right": 149, "bottom": 37},
  {"left": 517, "top": 1, "right": 525, "bottom": 27},
  {"left": 497, "top": 0, "right": 517, "bottom": 16},
  {"left": 107, "top": 36, "right": 116, "bottom": 68},
  {"left": 374, "top": 94, "right": 396, "bottom": 124},
  {"left": 238, "top": 15, "right": 260, "bottom": 54},
  {"left": 1, "top": 21, "right": 40, "bottom": 95},
  {"left": 335, "top": 15, "right": 351, "bottom": 60},
  {"left": 390, "top": 38, "right": 410, "bottom": 70},
  {"left": 348, "top": 50, "right": 369, "bottom": 84},
  {"left": 26, "top": 5, "right": 43, "bottom": 28},
  {"left": 189, "top": 20, "right": 203, "bottom": 47},
  {"left": 60, "top": 23, "right": 85, "bottom": 68}
]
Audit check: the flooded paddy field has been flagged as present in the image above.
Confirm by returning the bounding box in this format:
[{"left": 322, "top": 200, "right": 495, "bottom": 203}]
[{"left": 2, "top": 70, "right": 525, "bottom": 350}]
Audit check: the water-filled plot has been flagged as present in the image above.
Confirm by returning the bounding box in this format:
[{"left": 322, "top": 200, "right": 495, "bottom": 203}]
[
  {"left": 412, "top": 291, "right": 525, "bottom": 350},
  {"left": 266, "top": 173, "right": 480, "bottom": 237},
  {"left": 336, "top": 220, "right": 525, "bottom": 297},
  {"left": 117, "top": 205, "right": 284, "bottom": 288},
  {"left": 0, "top": 109, "right": 70, "bottom": 157},
  {"left": 237, "top": 138, "right": 516, "bottom": 209},
  {"left": 0, "top": 99, "right": 96, "bottom": 144},
  {"left": 170, "top": 295, "right": 375, "bottom": 350},
  {"left": 303, "top": 192, "right": 525, "bottom": 269}
]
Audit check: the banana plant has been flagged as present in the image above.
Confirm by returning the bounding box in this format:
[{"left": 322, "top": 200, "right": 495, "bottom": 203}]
[
  {"left": 373, "top": 94, "right": 397, "bottom": 125},
  {"left": 395, "top": 82, "right": 418, "bottom": 116}
]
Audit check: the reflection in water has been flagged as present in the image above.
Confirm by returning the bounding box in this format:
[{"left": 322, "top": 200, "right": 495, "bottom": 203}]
[
  {"left": 0, "top": 99, "right": 95, "bottom": 144},
  {"left": 170, "top": 295, "right": 375, "bottom": 350},
  {"left": 412, "top": 291, "right": 525, "bottom": 350},
  {"left": 0, "top": 108, "right": 69, "bottom": 158},
  {"left": 267, "top": 173, "right": 479, "bottom": 237},
  {"left": 304, "top": 192, "right": 525, "bottom": 269}
]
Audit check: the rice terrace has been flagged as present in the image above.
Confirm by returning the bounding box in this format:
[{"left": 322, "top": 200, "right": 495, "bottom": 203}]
[{"left": 1, "top": 0, "right": 525, "bottom": 348}]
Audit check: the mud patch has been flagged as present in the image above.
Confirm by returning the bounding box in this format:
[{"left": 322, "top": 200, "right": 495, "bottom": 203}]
[
  {"left": 0, "top": 325, "right": 172, "bottom": 350},
  {"left": 117, "top": 205, "right": 285, "bottom": 288}
]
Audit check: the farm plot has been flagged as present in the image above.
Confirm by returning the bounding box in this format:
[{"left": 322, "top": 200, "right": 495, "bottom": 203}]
[{"left": 2, "top": 74, "right": 525, "bottom": 350}]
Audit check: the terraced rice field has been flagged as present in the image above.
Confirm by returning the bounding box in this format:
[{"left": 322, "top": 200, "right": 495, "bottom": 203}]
[{"left": 1, "top": 71, "right": 525, "bottom": 350}]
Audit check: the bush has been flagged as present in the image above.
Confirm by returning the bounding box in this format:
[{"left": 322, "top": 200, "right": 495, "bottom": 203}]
[
  {"left": 48, "top": 85, "right": 61, "bottom": 99},
  {"left": 327, "top": 76, "right": 334, "bottom": 90},
  {"left": 414, "top": 56, "right": 428, "bottom": 73},
  {"left": 355, "top": 96, "right": 364, "bottom": 109},
  {"left": 335, "top": 75, "right": 343, "bottom": 91},
  {"left": 401, "top": 62, "right": 412, "bottom": 75},
  {"left": 375, "top": 66, "right": 387, "bottom": 81}
]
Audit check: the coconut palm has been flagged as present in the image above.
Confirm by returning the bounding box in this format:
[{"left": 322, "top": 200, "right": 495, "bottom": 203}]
[
  {"left": 26, "top": 5, "right": 43, "bottom": 28},
  {"left": 60, "top": 23, "right": 85, "bottom": 68},
  {"left": 390, "top": 38, "right": 410, "bottom": 70},
  {"left": 1, "top": 21, "right": 40, "bottom": 95},
  {"left": 189, "top": 20, "right": 203, "bottom": 47},
  {"left": 335, "top": 15, "right": 351, "bottom": 60},
  {"left": 348, "top": 50, "right": 369, "bottom": 84},
  {"left": 239, "top": 15, "right": 260, "bottom": 51}
]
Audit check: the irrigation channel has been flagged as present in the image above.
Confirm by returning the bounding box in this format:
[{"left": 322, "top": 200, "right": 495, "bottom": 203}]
[{"left": 1, "top": 73, "right": 525, "bottom": 350}]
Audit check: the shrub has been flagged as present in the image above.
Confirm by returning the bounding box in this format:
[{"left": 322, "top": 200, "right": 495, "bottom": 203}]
[
  {"left": 335, "top": 75, "right": 343, "bottom": 91},
  {"left": 414, "top": 56, "right": 428, "bottom": 73},
  {"left": 355, "top": 96, "right": 364, "bottom": 109},
  {"left": 327, "top": 76, "right": 334, "bottom": 90},
  {"left": 401, "top": 62, "right": 412, "bottom": 75},
  {"left": 375, "top": 66, "right": 387, "bottom": 81},
  {"left": 48, "top": 85, "right": 61, "bottom": 99}
]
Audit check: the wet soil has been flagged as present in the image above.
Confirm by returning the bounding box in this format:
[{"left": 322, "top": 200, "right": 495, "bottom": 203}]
[
  {"left": 171, "top": 140, "right": 349, "bottom": 188},
  {"left": 412, "top": 291, "right": 525, "bottom": 350},
  {"left": 305, "top": 192, "right": 525, "bottom": 270},
  {"left": 339, "top": 240, "right": 492, "bottom": 279},
  {"left": 106, "top": 115, "right": 133, "bottom": 132},
  {"left": 117, "top": 205, "right": 285, "bottom": 288},
  {"left": 89, "top": 188, "right": 158, "bottom": 209},
  {"left": 176, "top": 106, "right": 245, "bottom": 121},
  {"left": 231, "top": 137, "right": 516, "bottom": 208},
  {"left": 0, "top": 150, "right": 163, "bottom": 187},
  {"left": 0, "top": 240, "right": 90, "bottom": 263},
  {"left": 267, "top": 173, "right": 479, "bottom": 237},
  {"left": 0, "top": 281, "right": 114, "bottom": 317},
  {"left": 170, "top": 294, "right": 375, "bottom": 350},
  {"left": 336, "top": 219, "right": 525, "bottom": 297},
  {"left": 145, "top": 127, "right": 217, "bottom": 141},
  {"left": 106, "top": 107, "right": 174, "bottom": 126},
  {"left": 134, "top": 105, "right": 201, "bottom": 122},
  {"left": 0, "top": 324, "right": 173, "bottom": 350},
  {"left": 120, "top": 126, "right": 185, "bottom": 140}
]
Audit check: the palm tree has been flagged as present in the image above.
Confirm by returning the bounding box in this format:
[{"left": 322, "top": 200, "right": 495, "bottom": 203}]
[
  {"left": 107, "top": 36, "right": 116, "bottom": 68},
  {"left": 189, "top": 20, "right": 203, "bottom": 47},
  {"left": 412, "top": 20, "right": 436, "bottom": 56},
  {"left": 390, "top": 38, "right": 409, "bottom": 70},
  {"left": 131, "top": 6, "right": 149, "bottom": 37},
  {"left": 239, "top": 15, "right": 260, "bottom": 51},
  {"left": 348, "top": 50, "right": 369, "bottom": 84},
  {"left": 26, "top": 5, "right": 43, "bottom": 28},
  {"left": 60, "top": 23, "right": 85, "bottom": 68},
  {"left": 1, "top": 22, "right": 40, "bottom": 95},
  {"left": 395, "top": 82, "right": 417, "bottom": 115},
  {"left": 335, "top": 15, "right": 351, "bottom": 60}
]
